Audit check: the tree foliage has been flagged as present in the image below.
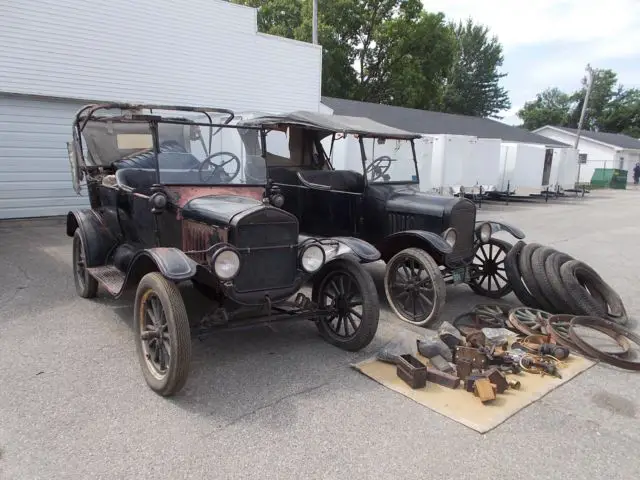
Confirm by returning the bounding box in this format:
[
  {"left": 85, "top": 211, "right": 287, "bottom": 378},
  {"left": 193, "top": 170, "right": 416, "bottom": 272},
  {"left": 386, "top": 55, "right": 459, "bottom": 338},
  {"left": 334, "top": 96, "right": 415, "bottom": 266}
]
[
  {"left": 517, "top": 68, "right": 640, "bottom": 137},
  {"left": 231, "top": 0, "right": 511, "bottom": 118}
]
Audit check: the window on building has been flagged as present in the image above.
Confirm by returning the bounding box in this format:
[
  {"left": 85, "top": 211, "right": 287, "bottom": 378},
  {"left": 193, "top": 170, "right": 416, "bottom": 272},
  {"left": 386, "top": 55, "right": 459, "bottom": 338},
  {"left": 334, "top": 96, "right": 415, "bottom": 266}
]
[{"left": 578, "top": 153, "right": 588, "bottom": 164}]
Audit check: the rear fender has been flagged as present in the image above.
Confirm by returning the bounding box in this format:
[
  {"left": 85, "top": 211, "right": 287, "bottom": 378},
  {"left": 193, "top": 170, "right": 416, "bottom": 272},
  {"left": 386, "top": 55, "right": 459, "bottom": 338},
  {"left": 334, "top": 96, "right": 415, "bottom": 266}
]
[
  {"left": 66, "top": 209, "right": 118, "bottom": 267},
  {"left": 378, "top": 230, "right": 453, "bottom": 263},
  {"left": 476, "top": 221, "right": 525, "bottom": 240}
]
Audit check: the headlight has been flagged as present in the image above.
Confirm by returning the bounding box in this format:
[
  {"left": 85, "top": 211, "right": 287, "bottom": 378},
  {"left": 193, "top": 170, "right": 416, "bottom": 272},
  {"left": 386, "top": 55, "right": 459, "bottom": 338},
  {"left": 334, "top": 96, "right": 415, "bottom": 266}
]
[
  {"left": 211, "top": 248, "right": 240, "bottom": 280},
  {"left": 478, "top": 222, "right": 492, "bottom": 243},
  {"left": 442, "top": 228, "right": 457, "bottom": 248},
  {"left": 300, "top": 244, "right": 325, "bottom": 273}
]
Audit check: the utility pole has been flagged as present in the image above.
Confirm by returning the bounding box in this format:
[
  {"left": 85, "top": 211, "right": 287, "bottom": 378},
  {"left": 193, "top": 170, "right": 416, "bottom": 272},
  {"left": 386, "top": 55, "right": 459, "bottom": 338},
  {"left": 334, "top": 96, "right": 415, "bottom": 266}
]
[
  {"left": 575, "top": 64, "right": 595, "bottom": 184},
  {"left": 312, "top": 0, "right": 318, "bottom": 44}
]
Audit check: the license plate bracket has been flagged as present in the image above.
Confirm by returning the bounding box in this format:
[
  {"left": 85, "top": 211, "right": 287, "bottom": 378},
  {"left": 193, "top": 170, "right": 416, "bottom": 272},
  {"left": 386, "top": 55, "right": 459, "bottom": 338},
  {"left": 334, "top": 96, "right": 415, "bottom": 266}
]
[{"left": 452, "top": 267, "right": 468, "bottom": 284}]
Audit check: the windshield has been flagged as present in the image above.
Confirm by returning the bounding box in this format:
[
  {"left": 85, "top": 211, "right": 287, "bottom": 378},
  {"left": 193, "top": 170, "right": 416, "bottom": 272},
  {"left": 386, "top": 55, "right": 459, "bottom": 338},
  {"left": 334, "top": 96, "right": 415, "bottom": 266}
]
[
  {"left": 155, "top": 121, "right": 266, "bottom": 186},
  {"left": 326, "top": 134, "right": 418, "bottom": 184}
]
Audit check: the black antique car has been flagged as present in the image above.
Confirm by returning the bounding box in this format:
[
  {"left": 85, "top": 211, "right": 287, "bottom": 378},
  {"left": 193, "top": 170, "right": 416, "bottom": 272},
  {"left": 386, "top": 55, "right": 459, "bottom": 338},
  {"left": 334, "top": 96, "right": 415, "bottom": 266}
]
[
  {"left": 236, "top": 111, "right": 526, "bottom": 327},
  {"left": 65, "top": 103, "right": 382, "bottom": 397}
]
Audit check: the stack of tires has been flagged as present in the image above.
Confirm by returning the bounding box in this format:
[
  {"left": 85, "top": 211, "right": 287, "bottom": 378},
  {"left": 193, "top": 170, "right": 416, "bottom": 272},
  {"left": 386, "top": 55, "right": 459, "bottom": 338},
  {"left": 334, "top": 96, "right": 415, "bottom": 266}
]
[{"left": 504, "top": 241, "right": 628, "bottom": 324}]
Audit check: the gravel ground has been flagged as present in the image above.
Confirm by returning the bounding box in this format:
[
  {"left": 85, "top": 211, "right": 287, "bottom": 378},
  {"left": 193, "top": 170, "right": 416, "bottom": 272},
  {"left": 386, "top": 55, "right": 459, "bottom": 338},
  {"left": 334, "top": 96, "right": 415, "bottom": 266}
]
[{"left": 1, "top": 188, "right": 639, "bottom": 480}]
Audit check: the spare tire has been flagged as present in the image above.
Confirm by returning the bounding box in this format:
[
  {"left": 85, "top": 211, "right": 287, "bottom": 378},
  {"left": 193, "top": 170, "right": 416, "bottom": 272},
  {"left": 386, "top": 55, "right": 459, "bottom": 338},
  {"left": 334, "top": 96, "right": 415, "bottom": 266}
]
[
  {"left": 518, "top": 243, "right": 556, "bottom": 313},
  {"left": 504, "top": 241, "right": 540, "bottom": 308},
  {"left": 559, "top": 260, "right": 627, "bottom": 324}
]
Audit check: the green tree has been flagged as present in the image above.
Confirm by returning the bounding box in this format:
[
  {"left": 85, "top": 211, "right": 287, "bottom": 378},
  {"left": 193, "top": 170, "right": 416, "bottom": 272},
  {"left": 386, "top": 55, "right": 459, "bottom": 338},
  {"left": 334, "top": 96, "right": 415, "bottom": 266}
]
[
  {"left": 517, "top": 88, "right": 575, "bottom": 130},
  {"left": 442, "top": 18, "right": 511, "bottom": 118}
]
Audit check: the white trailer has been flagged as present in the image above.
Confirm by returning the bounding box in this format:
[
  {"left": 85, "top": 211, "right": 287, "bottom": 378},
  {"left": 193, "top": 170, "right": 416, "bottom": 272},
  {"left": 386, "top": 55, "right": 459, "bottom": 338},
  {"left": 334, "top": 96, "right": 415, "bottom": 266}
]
[
  {"left": 497, "top": 142, "right": 551, "bottom": 195},
  {"left": 423, "top": 134, "right": 478, "bottom": 195},
  {"left": 462, "top": 137, "right": 502, "bottom": 192},
  {"left": 550, "top": 147, "right": 579, "bottom": 191}
]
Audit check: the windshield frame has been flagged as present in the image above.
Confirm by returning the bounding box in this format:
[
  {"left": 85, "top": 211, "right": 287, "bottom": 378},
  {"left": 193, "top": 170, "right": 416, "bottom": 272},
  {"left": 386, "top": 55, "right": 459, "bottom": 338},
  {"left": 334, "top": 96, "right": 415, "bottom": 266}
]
[{"left": 326, "top": 133, "right": 420, "bottom": 187}]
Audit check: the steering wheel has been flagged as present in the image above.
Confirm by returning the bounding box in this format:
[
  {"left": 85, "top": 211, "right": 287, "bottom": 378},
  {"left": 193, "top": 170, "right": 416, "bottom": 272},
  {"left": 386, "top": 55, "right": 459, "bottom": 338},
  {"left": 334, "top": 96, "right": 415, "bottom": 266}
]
[
  {"left": 365, "top": 155, "right": 394, "bottom": 181},
  {"left": 198, "top": 151, "right": 241, "bottom": 183}
]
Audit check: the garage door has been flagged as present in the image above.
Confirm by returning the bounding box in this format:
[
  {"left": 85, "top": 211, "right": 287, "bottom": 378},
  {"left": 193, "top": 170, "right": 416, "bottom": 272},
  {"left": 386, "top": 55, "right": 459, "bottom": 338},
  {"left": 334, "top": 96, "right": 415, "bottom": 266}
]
[{"left": 0, "top": 94, "right": 90, "bottom": 219}]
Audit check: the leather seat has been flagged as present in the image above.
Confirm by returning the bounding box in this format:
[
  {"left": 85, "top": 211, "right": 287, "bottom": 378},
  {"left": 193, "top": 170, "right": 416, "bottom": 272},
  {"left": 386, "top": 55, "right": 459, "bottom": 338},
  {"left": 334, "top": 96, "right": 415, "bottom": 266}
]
[{"left": 115, "top": 168, "right": 157, "bottom": 195}]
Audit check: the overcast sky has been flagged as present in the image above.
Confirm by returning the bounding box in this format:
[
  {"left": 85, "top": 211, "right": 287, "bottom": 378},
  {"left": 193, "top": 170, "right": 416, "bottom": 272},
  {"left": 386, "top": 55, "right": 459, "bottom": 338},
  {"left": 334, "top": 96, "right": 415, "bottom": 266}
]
[{"left": 423, "top": 0, "right": 640, "bottom": 125}]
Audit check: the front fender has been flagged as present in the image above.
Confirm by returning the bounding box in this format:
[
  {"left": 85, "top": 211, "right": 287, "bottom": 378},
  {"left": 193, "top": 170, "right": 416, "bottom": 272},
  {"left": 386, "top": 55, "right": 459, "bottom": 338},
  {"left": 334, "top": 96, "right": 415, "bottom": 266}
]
[
  {"left": 378, "top": 230, "right": 453, "bottom": 262},
  {"left": 128, "top": 247, "right": 198, "bottom": 282},
  {"left": 328, "top": 236, "right": 381, "bottom": 264},
  {"left": 66, "top": 209, "right": 118, "bottom": 267},
  {"left": 476, "top": 220, "right": 525, "bottom": 240}
]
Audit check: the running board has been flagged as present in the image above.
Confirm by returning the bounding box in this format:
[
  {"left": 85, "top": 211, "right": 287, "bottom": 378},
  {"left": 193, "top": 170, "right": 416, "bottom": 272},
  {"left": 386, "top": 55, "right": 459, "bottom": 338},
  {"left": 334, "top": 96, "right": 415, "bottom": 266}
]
[{"left": 87, "top": 265, "right": 126, "bottom": 296}]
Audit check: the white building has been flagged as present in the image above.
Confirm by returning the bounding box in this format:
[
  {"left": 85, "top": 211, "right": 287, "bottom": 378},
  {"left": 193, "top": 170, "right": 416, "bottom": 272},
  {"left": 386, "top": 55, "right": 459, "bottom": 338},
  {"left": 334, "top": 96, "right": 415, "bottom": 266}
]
[
  {"left": 0, "top": 0, "right": 322, "bottom": 219},
  {"left": 533, "top": 126, "right": 640, "bottom": 184}
]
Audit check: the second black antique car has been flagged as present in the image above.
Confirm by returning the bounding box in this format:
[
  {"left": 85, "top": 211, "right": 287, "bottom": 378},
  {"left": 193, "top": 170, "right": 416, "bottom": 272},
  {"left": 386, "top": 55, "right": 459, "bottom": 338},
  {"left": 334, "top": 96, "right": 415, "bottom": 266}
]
[
  {"left": 236, "top": 111, "right": 526, "bottom": 327},
  {"left": 65, "top": 104, "right": 382, "bottom": 397}
]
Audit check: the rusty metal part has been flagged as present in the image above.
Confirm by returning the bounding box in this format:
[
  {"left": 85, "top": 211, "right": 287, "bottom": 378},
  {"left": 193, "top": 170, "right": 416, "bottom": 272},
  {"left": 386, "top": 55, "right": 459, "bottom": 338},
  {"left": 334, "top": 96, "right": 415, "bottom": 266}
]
[
  {"left": 539, "top": 343, "right": 570, "bottom": 360},
  {"left": 473, "top": 303, "right": 511, "bottom": 328},
  {"left": 396, "top": 354, "right": 428, "bottom": 388},
  {"left": 508, "top": 380, "right": 521, "bottom": 390},
  {"left": 482, "top": 368, "right": 509, "bottom": 393},
  {"left": 473, "top": 378, "right": 496, "bottom": 402},
  {"left": 547, "top": 314, "right": 631, "bottom": 357},
  {"left": 429, "top": 354, "right": 454, "bottom": 373},
  {"left": 520, "top": 355, "right": 561, "bottom": 378},
  {"left": 453, "top": 346, "right": 489, "bottom": 370},
  {"left": 508, "top": 307, "right": 552, "bottom": 336},
  {"left": 456, "top": 359, "right": 473, "bottom": 380},
  {"left": 464, "top": 330, "right": 487, "bottom": 348},
  {"left": 512, "top": 334, "right": 553, "bottom": 353},
  {"left": 464, "top": 374, "right": 485, "bottom": 392},
  {"left": 426, "top": 367, "right": 461, "bottom": 389},
  {"left": 569, "top": 317, "right": 640, "bottom": 371}
]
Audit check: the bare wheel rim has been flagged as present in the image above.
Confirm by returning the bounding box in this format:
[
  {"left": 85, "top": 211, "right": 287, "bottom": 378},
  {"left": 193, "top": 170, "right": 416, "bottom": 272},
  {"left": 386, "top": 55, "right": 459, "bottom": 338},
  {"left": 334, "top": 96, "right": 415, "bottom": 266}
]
[
  {"left": 139, "top": 289, "right": 171, "bottom": 380},
  {"left": 473, "top": 303, "right": 510, "bottom": 328},
  {"left": 388, "top": 254, "right": 435, "bottom": 322},
  {"left": 509, "top": 307, "right": 551, "bottom": 335},
  {"left": 471, "top": 242, "right": 509, "bottom": 293},
  {"left": 317, "top": 270, "right": 363, "bottom": 340},
  {"left": 74, "top": 234, "right": 87, "bottom": 289}
]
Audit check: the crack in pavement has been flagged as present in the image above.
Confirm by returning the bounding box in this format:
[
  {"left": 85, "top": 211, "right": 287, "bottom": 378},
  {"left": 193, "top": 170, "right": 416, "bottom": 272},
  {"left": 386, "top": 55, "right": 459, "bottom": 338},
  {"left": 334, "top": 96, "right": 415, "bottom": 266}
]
[{"left": 203, "top": 382, "right": 330, "bottom": 436}]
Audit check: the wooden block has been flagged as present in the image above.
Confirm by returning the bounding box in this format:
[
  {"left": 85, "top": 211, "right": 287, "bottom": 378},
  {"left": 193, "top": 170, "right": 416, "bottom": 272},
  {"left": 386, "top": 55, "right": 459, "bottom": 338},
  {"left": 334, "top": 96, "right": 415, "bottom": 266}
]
[{"left": 473, "top": 378, "right": 496, "bottom": 403}]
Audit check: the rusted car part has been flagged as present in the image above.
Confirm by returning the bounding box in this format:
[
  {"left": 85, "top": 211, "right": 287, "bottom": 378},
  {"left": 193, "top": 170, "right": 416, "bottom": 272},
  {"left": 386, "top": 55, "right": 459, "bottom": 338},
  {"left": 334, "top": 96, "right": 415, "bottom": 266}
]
[
  {"left": 426, "top": 367, "right": 461, "bottom": 389},
  {"left": 508, "top": 380, "right": 521, "bottom": 390},
  {"left": 508, "top": 307, "right": 552, "bottom": 336},
  {"left": 539, "top": 343, "right": 570, "bottom": 360},
  {"left": 464, "top": 330, "right": 487, "bottom": 348},
  {"left": 546, "top": 314, "right": 631, "bottom": 357},
  {"left": 473, "top": 304, "right": 511, "bottom": 327},
  {"left": 429, "top": 354, "right": 454, "bottom": 373},
  {"left": 511, "top": 334, "right": 551, "bottom": 353},
  {"left": 454, "top": 346, "right": 489, "bottom": 370},
  {"left": 520, "top": 355, "right": 562, "bottom": 378},
  {"left": 482, "top": 368, "right": 509, "bottom": 393},
  {"left": 473, "top": 378, "right": 497, "bottom": 402},
  {"left": 456, "top": 359, "right": 473, "bottom": 379},
  {"left": 569, "top": 317, "right": 640, "bottom": 371},
  {"left": 396, "top": 354, "right": 428, "bottom": 388}
]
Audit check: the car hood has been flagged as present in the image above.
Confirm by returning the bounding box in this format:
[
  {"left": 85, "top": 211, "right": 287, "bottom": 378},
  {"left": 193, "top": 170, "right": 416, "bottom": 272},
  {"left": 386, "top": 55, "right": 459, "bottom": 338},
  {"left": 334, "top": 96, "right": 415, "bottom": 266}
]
[
  {"left": 181, "top": 195, "right": 264, "bottom": 225},
  {"left": 385, "top": 185, "right": 459, "bottom": 218}
]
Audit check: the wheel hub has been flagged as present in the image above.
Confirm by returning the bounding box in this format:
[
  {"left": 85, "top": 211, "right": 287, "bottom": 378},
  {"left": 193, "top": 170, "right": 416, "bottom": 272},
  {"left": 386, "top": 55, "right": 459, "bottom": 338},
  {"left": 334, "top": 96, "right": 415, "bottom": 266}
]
[{"left": 483, "top": 260, "right": 498, "bottom": 275}]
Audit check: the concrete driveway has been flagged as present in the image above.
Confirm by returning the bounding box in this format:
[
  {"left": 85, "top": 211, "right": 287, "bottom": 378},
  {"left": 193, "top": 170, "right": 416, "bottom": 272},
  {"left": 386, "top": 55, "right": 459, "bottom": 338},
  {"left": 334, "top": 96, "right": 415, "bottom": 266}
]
[{"left": 1, "top": 190, "right": 639, "bottom": 479}]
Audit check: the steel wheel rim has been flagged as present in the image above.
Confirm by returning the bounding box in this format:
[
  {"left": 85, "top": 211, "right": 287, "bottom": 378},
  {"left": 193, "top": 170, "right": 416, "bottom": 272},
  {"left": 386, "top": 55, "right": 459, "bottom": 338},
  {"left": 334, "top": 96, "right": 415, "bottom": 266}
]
[
  {"left": 389, "top": 255, "right": 435, "bottom": 322},
  {"left": 471, "top": 242, "right": 509, "bottom": 293},
  {"left": 473, "top": 303, "right": 510, "bottom": 327},
  {"left": 139, "top": 289, "right": 171, "bottom": 380},
  {"left": 510, "top": 307, "right": 551, "bottom": 335},
  {"left": 318, "top": 270, "right": 363, "bottom": 340},
  {"left": 74, "top": 235, "right": 87, "bottom": 289}
]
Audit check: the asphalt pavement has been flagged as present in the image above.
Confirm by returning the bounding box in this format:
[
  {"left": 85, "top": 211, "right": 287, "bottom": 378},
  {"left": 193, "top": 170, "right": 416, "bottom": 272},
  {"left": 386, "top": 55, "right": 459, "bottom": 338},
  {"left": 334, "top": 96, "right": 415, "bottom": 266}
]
[{"left": 1, "top": 189, "right": 639, "bottom": 480}]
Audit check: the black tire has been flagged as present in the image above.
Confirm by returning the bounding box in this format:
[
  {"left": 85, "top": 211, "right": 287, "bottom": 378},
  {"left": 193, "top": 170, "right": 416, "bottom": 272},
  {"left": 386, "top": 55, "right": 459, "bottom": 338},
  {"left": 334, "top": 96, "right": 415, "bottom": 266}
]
[
  {"left": 134, "top": 272, "right": 192, "bottom": 396},
  {"left": 383, "top": 247, "right": 446, "bottom": 327},
  {"left": 530, "top": 246, "right": 566, "bottom": 313},
  {"left": 312, "top": 259, "right": 379, "bottom": 351},
  {"left": 468, "top": 238, "right": 513, "bottom": 299},
  {"left": 72, "top": 230, "right": 98, "bottom": 298},
  {"left": 504, "top": 241, "right": 540, "bottom": 308},
  {"left": 518, "top": 242, "right": 556, "bottom": 312},
  {"left": 559, "top": 260, "right": 628, "bottom": 324},
  {"left": 542, "top": 251, "right": 577, "bottom": 314}
]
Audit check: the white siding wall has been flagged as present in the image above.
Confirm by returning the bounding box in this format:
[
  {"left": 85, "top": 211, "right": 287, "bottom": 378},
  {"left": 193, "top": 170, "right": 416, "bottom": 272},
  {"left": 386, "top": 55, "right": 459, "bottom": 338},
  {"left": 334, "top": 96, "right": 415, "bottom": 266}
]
[
  {"left": 534, "top": 127, "right": 617, "bottom": 183},
  {"left": 0, "top": 0, "right": 322, "bottom": 112}
]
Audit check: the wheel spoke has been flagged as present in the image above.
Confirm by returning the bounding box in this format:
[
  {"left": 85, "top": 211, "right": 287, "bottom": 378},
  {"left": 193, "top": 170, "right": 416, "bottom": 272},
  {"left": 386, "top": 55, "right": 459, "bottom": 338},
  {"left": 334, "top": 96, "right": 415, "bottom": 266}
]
[
  {"left": 496, "top": 271, "right": 508, "bottom": 282},
  {"left": 480, "top": 245, "right": 489, "bottom": 261},
  {"left": 347, "top": 313, "right": 359, "bottom": 332}
]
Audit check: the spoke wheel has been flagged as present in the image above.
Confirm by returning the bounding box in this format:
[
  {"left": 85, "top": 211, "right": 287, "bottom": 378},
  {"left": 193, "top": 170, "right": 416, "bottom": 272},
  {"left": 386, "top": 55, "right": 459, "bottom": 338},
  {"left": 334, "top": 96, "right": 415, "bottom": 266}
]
[
  {"left": 468, "top": 238, "right": 513, "bottom": 298},
  {"left": 312, "top": 260, "right": 379, "bottom": 351},
  {"left": 384, "top": 248, "right": 446, "bottom": 327},
  {"left": 508, "top": 307, "right": 552, "bottom": 336},
  {"left": 134, "top": 272, "right": 192, "bottom": 396},
  {"left": 72, "top": 230, "right": 98, "bottom": 298}
]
